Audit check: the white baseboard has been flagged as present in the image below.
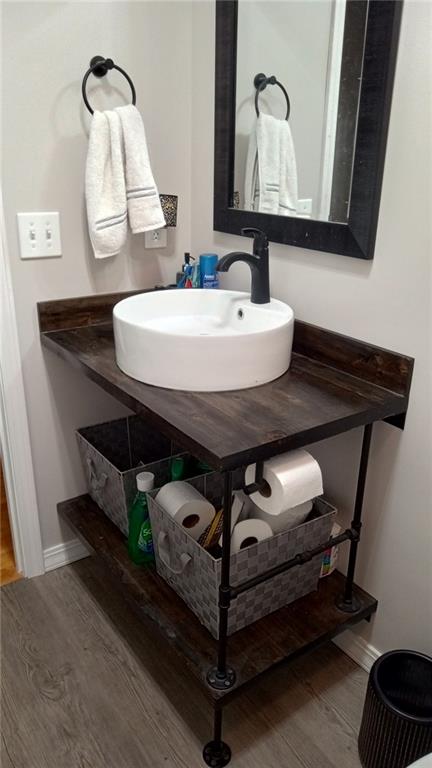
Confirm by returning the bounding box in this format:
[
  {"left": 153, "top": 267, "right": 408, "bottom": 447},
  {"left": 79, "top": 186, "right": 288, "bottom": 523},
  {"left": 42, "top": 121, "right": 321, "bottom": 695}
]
[
  {"left": 44, "top": 537, "right": 90, "bottom": 572},
  {"left": 333, "top": 630, "right": 381, "bottom": 672}
]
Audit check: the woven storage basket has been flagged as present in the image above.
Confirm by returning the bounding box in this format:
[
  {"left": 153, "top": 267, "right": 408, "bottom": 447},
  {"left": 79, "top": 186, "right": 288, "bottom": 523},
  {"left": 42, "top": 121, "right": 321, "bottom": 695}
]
[
  {"left": 148, "top": 472, "right": 336, "bottom": 638},
  {"left": 77, "top": 416, "right": 200, "bottom": 537}
]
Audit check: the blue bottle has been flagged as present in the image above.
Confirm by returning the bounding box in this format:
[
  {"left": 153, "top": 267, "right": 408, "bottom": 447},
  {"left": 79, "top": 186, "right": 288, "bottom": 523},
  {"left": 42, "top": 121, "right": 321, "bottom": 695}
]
[{"left": 199, "top": 253, "right": 219, "bottom": 289}]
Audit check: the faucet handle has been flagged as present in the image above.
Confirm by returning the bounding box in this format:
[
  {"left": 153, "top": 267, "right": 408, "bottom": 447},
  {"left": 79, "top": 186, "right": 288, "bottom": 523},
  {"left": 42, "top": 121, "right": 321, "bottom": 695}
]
[{"left": 241, "top": 227, "right": 269, "bottom": 253}]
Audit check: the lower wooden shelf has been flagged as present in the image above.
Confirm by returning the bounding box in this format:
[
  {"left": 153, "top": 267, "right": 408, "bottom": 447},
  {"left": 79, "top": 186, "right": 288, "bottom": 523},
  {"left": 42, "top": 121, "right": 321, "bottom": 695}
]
[{"left": 59, "top": 494, "right": 378, "bottom": 703}]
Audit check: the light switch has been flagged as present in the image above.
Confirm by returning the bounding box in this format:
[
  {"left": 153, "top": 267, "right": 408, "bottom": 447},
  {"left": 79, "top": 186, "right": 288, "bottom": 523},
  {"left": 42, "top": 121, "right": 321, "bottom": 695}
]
[
  {"left": 17, "top": 212, "right": 62, "bottom": 259},
  {"left": 144, "top": 228, "right": 167, "bottom": 249}
]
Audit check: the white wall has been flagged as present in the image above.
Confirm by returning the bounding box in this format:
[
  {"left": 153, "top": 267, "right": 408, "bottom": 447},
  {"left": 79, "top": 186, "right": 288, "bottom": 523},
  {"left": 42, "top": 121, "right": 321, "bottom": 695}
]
[
  {"left": 235, "top": 0, "right": 333, "bottom": 211},
  {"left": 1, "top": 1, "right": 192, "bottom": 550},
  {"left": 191, "top": 0, "right": 432, "bottom": 655}
]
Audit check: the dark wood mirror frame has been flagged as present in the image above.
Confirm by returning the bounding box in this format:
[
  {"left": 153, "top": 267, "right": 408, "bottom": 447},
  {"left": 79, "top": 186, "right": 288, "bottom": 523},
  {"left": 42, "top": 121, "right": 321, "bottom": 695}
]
[{"left": 214, "top": 0, "right": 403, "bottom": 260}]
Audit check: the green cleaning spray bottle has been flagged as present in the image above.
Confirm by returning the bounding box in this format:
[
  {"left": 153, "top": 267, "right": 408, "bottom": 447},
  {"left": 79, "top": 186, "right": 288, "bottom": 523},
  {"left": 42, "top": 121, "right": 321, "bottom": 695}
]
[{"left": 127, "top": 472, "right": 155, "bottom": 565}]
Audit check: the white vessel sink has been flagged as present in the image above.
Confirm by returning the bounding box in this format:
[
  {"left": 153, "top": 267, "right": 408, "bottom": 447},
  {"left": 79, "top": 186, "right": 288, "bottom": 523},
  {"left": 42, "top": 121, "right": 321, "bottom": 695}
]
[{"left": 113, "top": 289, "right": 294, "bottom": 392}]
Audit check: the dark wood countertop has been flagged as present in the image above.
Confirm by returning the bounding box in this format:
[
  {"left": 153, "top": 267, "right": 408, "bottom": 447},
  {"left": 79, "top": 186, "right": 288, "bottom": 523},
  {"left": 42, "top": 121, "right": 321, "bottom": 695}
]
[{"left": 38, "top": 289, "right": 413, "bottom": 471}]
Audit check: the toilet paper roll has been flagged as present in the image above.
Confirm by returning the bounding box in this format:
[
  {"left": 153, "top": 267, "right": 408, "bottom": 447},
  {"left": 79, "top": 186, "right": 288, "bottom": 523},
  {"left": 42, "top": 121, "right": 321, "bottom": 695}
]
[
  {"left": 218, "top": 490, "right": 249, "bottom": 548},
  {"left": 231, "top": 519, "right": 273, "bottom": 553},
  {"left": 253, "top": 500, "right": 313, "bottom": 534},
  {"left": 155, "top": 481, "right": 215, "bottom": 541},
  {"left": 245, "top": 450, "right": 323, "bottom": 514}
]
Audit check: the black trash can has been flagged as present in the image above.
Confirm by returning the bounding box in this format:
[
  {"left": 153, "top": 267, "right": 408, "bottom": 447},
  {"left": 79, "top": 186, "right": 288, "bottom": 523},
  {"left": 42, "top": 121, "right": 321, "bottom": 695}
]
[{"left": 358, "top": 650, "right": 432, "bottom": 768}]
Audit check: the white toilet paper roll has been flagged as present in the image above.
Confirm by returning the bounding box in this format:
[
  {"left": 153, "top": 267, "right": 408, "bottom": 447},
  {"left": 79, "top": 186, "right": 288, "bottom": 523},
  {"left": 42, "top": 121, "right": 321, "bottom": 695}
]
[
  {"left": 218, "top": 490, "right": 249, "bottom": 547},
  {"left": 253, "top": 500, "right": 313, "bottom": 534},
  {"left": 231, "top": 519, "right": 273, "bottom": 553},
  {"left": 155, "top": 481, "right": 215, "bottom": 541},
  {"left": 245, "top": 450, "right": 323, "bottom": 514}
]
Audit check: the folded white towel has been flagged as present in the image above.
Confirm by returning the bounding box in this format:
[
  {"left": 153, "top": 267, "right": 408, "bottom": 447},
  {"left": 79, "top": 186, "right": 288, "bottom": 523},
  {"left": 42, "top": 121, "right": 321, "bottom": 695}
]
[
  {"left": 85, "top": 110, "right": 127, "bottom": 259},
  {"left": 256, "top": 114, "right": 281, "bottom": 215},
  {"left": 244, "top": 128, "right": 259, "bottom": 211},
  {"left": 277, "top": 118, "right": 298, "bottom": 216},
  {"left": 116, "top": 105, "right": 165, "bottom": 233},
  {"left": 244, "top": 114, "right": 298, "bottom": 216}
]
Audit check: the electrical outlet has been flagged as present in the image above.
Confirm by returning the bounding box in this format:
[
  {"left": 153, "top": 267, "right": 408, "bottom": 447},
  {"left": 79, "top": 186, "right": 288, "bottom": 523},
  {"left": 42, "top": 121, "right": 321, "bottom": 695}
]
[
  {"left": 17, "top": 212, "right": 62, "bottom": 259},
  {"left": 144, "top": 228, "right": 167, "bottom": 249}
]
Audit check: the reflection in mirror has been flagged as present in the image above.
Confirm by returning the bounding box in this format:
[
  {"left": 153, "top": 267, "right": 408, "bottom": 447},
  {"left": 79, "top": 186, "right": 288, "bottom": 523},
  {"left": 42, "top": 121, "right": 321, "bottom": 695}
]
[{"left": 234, "top": 0, "right": 368, "bottom": 223}]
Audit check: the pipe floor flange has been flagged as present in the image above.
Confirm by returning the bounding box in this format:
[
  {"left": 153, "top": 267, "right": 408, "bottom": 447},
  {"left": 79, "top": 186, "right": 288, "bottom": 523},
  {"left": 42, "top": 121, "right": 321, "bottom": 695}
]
[
  {"left": 206, "top": 666, "right": 236, "bottom": 690},
  {"left": 203, "top": 741, "right": 232, "bottom": 767},
  {"left": 336, "top": 594, "right": 361, "bottom": 613}
]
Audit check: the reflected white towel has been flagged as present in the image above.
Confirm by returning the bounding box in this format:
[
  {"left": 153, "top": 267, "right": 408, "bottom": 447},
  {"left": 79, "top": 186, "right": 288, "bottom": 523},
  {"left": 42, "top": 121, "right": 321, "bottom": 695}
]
[
  {"left": 85, "top": 110, "right": 127, "bottom": 259},
  {"left": 244, "top": 114, "right": 298, "bottom": 216},
  {"left": 244, "top": 128, "right": 259, "bottom": 211},
  {"left": 277, "top": 119, "right": 298, "bottom": 216},
  {"left": 116, "top": 105, "right": 165, "bottom": 233}
]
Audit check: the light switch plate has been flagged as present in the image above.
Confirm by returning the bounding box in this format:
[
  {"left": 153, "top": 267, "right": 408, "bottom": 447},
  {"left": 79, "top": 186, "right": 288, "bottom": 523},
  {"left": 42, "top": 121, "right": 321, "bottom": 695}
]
[
  {"left": 144, "top": 228, "right": 167, "bottom": 249},
  {"left": 17, "top": 212, "right": 62, "bottom": 259}
]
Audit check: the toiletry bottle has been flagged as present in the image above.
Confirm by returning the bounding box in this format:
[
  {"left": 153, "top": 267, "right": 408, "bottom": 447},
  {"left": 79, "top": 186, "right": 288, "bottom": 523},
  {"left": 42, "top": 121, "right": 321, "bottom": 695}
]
[
  {"left": 127, "top": 472, "right": 155, "bottom": 565},
  {"left": 184, "top": 254, "right": 196, "bottom": 288},
  {"left": 170, "top": 456, "right": 185, "bottom": 481},
  {"left": 199, "top": 253, "right": 219, "bottom": 289},
  {"left": 177, "top": 253, "right": 192, "bottom": 288},
  {"left": 191, "top": 260, "right": 201, "bottom": 288}
]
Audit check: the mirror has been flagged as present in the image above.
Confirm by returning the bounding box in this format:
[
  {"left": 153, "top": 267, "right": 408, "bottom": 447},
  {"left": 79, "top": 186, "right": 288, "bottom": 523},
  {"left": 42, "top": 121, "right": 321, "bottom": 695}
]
[
  {"left": 235, "top": 1, "right": 368, "bottom": 223},
  {"left": 214, "top": 0, "right": 402, "bottom": 259}
]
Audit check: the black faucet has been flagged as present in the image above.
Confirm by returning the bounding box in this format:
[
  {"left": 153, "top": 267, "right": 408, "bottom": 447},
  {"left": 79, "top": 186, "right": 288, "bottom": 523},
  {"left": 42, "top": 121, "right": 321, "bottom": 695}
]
[{"left": 216, "top": 228, "right": 270, "bottom": 304}]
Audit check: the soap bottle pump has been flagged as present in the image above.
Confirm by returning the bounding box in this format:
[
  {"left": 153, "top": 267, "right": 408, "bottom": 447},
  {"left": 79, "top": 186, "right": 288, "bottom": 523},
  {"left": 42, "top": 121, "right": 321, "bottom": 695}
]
[{"left": 177, "top": 253, "right": 195, "bottom": 288}]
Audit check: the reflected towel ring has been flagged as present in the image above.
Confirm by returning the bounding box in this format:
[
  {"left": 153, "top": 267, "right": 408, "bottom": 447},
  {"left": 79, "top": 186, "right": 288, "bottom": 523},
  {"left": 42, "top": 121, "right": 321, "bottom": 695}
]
[
  {"left": 254, "top": 73, "right": 290, "bottom": 121},
  {"left": 82, "top": 56, "right": 136, "bottom": 115}
]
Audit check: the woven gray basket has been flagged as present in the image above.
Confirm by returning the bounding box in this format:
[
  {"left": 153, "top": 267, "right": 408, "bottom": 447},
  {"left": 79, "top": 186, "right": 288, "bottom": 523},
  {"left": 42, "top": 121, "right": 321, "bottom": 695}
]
[
  {"left": 148, "top": 473, "right": 336, "bottom": 638},
  {"left": 77, "top": 416, "right": 192, "bottom": 536}
]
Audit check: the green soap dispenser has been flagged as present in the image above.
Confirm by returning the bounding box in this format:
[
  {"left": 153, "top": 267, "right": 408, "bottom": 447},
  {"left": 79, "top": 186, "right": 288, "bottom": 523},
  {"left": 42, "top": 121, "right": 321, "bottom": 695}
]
[{"left": 127, "top": 471, "right": 155, "bottom": 565}]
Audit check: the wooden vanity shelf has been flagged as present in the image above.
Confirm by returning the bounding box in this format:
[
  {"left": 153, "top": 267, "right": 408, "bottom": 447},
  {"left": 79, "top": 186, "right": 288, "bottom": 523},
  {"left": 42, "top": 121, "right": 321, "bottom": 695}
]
[
  {"left": 39, "top": 288, "right": 414, "bottom": 767},
  {"left": 59, "top": 493, "right": 377, "bottom": 703}
]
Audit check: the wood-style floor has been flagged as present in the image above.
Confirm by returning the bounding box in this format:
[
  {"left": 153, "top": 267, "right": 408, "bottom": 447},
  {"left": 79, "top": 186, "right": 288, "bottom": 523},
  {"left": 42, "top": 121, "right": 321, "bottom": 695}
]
[
  {"left": 1, "top": 558, "right": 367, "bottom": 768},
  {"left": 0, "top": 463, "right": 21, "bottom": 587}
]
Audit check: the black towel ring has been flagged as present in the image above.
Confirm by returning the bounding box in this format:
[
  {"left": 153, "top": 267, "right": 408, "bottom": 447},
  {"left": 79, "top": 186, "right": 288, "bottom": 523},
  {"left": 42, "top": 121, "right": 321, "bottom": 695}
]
[
  {"left": 82, "top": 56, "right": 136, "bottom": 115},
  {"left": 254, "top": 73, "right": 290, "bottom": 121}
]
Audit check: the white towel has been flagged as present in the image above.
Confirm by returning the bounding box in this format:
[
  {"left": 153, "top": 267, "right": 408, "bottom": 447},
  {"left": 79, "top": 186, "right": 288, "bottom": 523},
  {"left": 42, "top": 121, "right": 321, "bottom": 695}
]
[
  {"left": 277, "top": 119, "right": 298, "bottom": 216},
  {"left": 244, "top": 114, "right": 298, "bottom": 216},
  {"left": 116, "top": 105, "right": 165, "bottom": 233},
  {"left": 244, "top": 128, "right": 259, "bottom": 211},
  {"left": 85, "top": 110, "right": 127, "bottom": 259}
]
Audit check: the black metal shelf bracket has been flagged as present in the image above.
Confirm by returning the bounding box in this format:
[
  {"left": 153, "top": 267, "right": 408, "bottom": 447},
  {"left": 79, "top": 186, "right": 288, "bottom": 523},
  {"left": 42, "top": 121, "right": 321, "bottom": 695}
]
[
  {"left": 204, "top": 425, "right": 374, "bottom": 763},
  {"left": 337, "top": 423, "right": 373, "bottom": 613},
  {"left": 204, "top": 471, "right": 236, "bottom": 765},
  {"left": 230, "top": 527, "right": 358, "bottom": 599},
  {"left": 206, "top": 472, "right": 236, "bottom": 689},
  {"left": 203, "top": 707, "right": 232, "bottom": 767},
  {"left": 243, "top": 459, "right": 266, "bottom": 496}
]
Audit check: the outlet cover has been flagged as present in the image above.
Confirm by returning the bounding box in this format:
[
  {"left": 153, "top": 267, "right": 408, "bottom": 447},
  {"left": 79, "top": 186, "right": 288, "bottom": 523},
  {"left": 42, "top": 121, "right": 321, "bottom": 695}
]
[
  {"left": 144, "top": 228, "right": 167, "bottom": 249},
  {"left": 17, "top": 212, "right": 62, "bottom": 259}
]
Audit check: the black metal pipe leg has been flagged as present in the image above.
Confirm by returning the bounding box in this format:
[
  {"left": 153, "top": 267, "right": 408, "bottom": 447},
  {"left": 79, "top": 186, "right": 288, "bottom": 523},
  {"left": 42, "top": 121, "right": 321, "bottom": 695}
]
[
  {"left": 203, "top": 708, "right": 232, "bottom": 767},
  {"left": 337, "top": 423, "right": 373, "bottom": 613},
  {"left": 207, "top": 471, "right": 236, "bottom": 691}
]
